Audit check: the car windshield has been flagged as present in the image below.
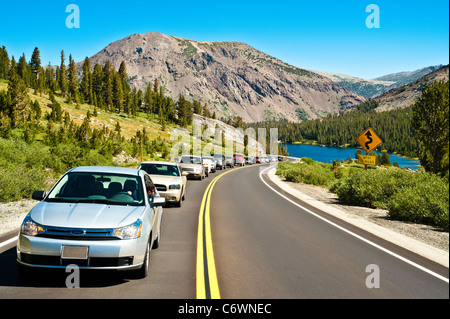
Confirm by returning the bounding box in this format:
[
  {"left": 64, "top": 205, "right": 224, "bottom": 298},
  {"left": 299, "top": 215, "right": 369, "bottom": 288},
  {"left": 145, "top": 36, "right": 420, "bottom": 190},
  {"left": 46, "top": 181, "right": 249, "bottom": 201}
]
[
  {"left": 180, "top": 156, "right": 202, "bottom": 164},
  {"left": 46, "top": 172, "right": 145, "bottom": 206},
  {"left": 140, "top": 163, "right": 180, "bottom": 177}
]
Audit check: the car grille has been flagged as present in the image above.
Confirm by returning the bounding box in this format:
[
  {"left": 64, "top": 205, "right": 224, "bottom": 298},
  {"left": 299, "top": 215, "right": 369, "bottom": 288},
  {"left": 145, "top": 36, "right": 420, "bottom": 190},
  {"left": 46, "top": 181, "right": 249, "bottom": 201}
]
[
  {"left": 155, "top": 184, "right": 167, "bottom": 192},
  {"left": 36, "top": 226, "right": 117, "bottom": 240}
]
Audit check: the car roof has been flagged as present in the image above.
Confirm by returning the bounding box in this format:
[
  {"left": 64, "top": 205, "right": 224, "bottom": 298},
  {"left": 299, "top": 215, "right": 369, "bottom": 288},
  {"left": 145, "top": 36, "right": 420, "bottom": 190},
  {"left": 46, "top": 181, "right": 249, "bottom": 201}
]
[
  {"left": 139, "top": 161, "right": 178, "bottom": 166},
  {"left": 69, "top": 166, "right": 141, "bottom": 176}
]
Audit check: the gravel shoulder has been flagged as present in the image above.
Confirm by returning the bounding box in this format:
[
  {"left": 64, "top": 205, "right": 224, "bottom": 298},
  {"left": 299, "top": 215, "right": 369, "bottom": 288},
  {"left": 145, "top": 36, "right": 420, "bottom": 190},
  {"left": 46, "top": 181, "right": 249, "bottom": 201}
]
[
  {"left": 266, "top": 166, "right": 449, "bottom": 268},
  {"left": 0, "top": 200, "right": 36, "bottom": 238}
]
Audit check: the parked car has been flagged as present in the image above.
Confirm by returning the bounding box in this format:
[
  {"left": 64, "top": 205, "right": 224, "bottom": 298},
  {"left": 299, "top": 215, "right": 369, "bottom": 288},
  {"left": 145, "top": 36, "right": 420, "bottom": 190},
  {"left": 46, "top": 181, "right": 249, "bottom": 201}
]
[
  {"left": 202, "top": 156, "right": 216, "bottom": 174},
  {"left": 225, "top": 156, "right": 233, "bottom": 168},
  {"left": 255, "top": 156, "right": 261, "bottom": 164},
  {"left": 211, "top": 153, "right": 226, "bottom": 170},
  {"left": 233, "top": 153, "right": 245, "bottom": 166},
  {"left": 16, "top": 166, "right": 165, "bottom": 278},
  {"left": 178, "top": 155, "right": 205, "bottom": 180},
  {"left": 245, "top": 156, "right": 254, "bottom": 165},
  {"left": 138, "top": 161, "right": 187, "bottom": 207}
]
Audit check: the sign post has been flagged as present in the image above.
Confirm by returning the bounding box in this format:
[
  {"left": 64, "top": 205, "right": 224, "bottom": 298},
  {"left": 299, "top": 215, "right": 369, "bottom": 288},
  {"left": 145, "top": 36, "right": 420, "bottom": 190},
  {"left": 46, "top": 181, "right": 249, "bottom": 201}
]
[{"left": 356, "top": 128, "right": 383, "bottom": 169}]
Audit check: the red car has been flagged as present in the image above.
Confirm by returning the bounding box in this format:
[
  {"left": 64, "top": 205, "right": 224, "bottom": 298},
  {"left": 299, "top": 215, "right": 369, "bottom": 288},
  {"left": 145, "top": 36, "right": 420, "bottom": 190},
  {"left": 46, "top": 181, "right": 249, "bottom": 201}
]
[
  {"left": 233, "top": 153, "right": 245, "bottom": 166},
  {"left": 255, "top": 156, "right": 261, "bottom": 164}
]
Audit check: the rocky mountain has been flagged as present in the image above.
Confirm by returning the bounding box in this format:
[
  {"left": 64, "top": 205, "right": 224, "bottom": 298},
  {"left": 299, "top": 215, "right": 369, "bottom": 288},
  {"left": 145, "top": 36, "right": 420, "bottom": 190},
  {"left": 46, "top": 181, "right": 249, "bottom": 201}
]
[
  {"left": 316, "top": 65, "right": 444, "bottom": 98},
  {"left": 373, "top": 64, "right": 449, "bottom": 111},
  {"left": 373, "top": 64, "right": 444, "bottom": 88},
  {"left": 84, "top": 32, "right": 364, "bottom": 123},
  {"left": 313, "top": 71, "right": 395, "bottom": 98}
]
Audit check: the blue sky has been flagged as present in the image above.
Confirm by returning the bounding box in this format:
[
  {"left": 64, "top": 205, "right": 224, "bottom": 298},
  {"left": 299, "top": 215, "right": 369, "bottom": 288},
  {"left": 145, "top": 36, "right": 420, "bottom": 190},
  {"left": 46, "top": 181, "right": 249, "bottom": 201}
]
[{"left": 0, "top": 0, "right": 448, "bottom": 79}]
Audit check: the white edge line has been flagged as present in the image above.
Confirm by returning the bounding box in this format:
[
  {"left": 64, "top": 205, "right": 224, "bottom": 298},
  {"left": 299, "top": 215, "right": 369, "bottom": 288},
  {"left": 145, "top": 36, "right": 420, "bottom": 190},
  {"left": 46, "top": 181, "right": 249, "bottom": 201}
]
[{"left": 259, "top": 166, "right": 449, "bottom": 284}]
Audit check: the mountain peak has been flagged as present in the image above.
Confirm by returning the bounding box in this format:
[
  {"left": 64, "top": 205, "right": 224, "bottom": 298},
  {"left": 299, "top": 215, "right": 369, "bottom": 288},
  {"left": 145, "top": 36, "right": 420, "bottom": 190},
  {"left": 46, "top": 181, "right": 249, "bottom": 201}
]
[{"left": 87, "top": 32, "right": 365, "bottom": 122}]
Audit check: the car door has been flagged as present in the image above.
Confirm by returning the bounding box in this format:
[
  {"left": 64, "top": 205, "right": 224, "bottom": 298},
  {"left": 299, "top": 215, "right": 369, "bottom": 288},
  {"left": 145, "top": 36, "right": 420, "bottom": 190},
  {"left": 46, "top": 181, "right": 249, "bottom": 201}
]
[{"left": 144, "top": 174, "right": 160, "bottom": 243}]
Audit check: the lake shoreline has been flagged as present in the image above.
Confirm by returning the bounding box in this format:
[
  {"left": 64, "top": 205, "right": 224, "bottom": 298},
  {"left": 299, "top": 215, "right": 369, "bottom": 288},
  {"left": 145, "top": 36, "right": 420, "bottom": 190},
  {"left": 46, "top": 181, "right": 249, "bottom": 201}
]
[{"left": 284, "top": 143, "right": 421, "bottom": 170}]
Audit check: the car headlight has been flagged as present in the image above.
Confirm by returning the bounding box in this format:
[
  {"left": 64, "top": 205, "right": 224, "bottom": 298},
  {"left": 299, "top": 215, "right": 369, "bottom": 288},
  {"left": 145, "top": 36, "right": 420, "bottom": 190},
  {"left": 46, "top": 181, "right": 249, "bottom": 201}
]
[
  {"left": 169, "top": 184, "right": 180, "bottom": 190},
  {"left": 113, "top": 220, "right": 142, "bottom": 240},
  {"left": 21, "top": 215, "right": 45, "bottom": 236}
]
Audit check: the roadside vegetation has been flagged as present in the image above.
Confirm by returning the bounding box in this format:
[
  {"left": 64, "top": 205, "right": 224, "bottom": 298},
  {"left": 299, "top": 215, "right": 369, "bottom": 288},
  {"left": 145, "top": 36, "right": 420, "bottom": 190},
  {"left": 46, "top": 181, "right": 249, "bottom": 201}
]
[
  {"left": 277, "top": 159, "right": 449, "bottom": 231},
  {"left": 276, "top": 80, "right": 449, "bottom": 231},
  {"left": 0, "top": 45, "right": 234, "bottom": 202}
]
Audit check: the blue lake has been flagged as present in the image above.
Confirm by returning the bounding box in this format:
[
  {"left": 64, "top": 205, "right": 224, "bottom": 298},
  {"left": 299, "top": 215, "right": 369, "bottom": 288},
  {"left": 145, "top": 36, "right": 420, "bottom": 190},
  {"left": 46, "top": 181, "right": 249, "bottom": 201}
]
[{"left": 284, "top": 144, "right": 421, "bottom": 170}]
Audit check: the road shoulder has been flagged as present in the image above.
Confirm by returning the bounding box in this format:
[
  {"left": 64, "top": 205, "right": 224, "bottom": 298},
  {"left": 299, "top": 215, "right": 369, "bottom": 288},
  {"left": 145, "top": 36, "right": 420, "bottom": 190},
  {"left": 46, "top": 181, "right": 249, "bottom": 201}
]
[{"left": 265, "top": 166, "right": 449, "bottom": 268}]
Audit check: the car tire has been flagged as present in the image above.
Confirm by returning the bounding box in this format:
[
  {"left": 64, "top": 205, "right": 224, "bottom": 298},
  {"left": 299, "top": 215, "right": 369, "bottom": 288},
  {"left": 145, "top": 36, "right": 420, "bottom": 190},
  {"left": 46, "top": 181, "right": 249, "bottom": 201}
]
[
  {"left": 153, "top": 227, "right": 161, "bottom": 249},
  {"left": 134, "top": 240, "right": 151, "bottom": 279}
]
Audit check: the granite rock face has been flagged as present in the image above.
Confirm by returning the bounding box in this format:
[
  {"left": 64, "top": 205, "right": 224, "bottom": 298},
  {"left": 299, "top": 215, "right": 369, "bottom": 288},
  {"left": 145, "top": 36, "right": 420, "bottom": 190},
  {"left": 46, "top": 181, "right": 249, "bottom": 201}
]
[{"left": 85, "top": 32, "right": 365, "bottom": 123}]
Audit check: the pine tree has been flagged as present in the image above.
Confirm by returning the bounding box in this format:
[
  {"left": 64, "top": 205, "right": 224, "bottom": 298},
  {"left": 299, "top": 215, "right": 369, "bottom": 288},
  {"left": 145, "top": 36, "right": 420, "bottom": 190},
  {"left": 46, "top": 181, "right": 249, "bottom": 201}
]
[
  {"left": 112, "top": 72, "right": 123, "bottom": 113},
  {"left": 59, "top": 50, "right": 68, "bottom": 96},
  {"left": 68, "top": 54, "right": 78, "bottom": 103},
  {"left": 17, "top": 53, "right": 31, "bottom": 87},
  {"left": 30, "top": 47, "right": 41, "bottom": 89},
  {"left": 0, "top": 46, "right": 10, "bottom": 80},
  {"left": 7, "top": 67, "right": 31, "bottom": 126},
  {"left": 177, "top": 95, "right": 193, "bottom": 127},
  {"left": 193, "top": 100, "right": 202, "bottom": 114},
  {"left": 118, "top": 61, "right": 129, "bottom": 96},
  {"left": 144, "top": 82, "right": 154, "bottom": 115},
  {"left": 412, "top": 81, "right": 449, "bottom": 175},
  {"left": 80, "top": 57, "right": 93, "bottom": 104},
  {"left": 102, "top": 61, "right": 113, "bottom": 111},
  {"left": 92, "top": 63, "right": 103, "bottom": 104}
]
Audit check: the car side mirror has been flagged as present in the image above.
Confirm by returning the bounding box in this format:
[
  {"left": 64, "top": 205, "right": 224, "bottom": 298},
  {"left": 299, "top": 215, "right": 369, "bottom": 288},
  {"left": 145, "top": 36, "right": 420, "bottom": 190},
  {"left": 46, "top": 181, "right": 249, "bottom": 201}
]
[
  {"left": 182, "top": 171, "right": 188, "bottom": 176},
  {"left": 32, "top": 190, "right": 47, "bottom": 201},
  {"left": 152, "top": 196, "right": 166, "bottom": 207}
]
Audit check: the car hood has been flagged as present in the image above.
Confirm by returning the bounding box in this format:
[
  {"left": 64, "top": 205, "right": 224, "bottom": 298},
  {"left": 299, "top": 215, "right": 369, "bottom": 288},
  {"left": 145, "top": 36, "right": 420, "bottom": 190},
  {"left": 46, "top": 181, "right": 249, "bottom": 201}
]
[
  {"left": 150, "top": 175, "right": 182, "bottom": 185},
  {"left": 29, "top": 201, "right": 146, "bottom": 229},
  {"left": 179, "top": 163, "right": 202, "bottom": 169}
]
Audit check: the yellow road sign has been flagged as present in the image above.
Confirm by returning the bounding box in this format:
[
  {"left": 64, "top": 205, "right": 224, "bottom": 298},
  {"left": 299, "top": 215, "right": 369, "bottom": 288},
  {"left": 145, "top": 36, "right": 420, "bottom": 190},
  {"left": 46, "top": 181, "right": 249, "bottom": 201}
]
[
  {"left": 356, "top": 128, "right": 382, "bottom": 153},
  {"left": 358, "top": 155, "right": 377, "bottom": 165}
]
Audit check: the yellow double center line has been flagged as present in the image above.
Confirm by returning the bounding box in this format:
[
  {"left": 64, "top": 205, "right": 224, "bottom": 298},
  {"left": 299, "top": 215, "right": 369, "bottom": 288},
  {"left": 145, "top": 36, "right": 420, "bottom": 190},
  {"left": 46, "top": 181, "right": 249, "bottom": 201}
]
[{"left": 196, "top": 165, "right": 248, "bottom": 299}]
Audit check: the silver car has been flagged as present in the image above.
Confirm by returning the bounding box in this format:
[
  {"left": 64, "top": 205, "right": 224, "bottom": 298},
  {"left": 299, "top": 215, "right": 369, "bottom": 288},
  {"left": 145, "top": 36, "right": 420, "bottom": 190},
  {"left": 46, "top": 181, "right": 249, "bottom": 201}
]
[{"left": 16, "top": 166, "right": 165, "bottom": 278}]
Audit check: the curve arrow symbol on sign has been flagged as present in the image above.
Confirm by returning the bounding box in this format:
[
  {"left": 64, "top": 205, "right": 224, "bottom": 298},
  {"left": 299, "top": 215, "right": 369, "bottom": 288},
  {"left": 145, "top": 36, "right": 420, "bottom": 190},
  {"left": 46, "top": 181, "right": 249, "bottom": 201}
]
[{"left": 364, "top": 130, "right": 373, "bottom": 151}]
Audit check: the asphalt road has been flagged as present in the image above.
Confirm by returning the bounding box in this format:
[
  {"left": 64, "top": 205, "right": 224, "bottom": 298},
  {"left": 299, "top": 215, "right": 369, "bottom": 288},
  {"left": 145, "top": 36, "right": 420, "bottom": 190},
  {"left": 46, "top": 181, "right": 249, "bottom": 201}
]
[
  {"left": 211, "top": 165, "right": 448, "bottom": 298},
  {"left": 0, "top": 164, "right": 448, "bottom": 299}
]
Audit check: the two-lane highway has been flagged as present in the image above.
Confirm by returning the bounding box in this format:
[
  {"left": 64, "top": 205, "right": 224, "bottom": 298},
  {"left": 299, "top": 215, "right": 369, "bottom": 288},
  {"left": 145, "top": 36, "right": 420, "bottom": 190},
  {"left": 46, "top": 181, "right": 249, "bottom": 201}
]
[
  {"left": 209, "top": 164, "right": 448, "bottom": 298},
  {"left": 0, "top": 163, "right": 448, "bottom": 298}
]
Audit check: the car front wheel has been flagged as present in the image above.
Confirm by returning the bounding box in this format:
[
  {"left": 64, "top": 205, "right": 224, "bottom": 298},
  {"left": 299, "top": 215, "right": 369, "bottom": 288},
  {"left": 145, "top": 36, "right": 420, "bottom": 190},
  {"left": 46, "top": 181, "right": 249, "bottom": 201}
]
[{"left": 134, "top": 240, "right": 150, "bottom": 279}]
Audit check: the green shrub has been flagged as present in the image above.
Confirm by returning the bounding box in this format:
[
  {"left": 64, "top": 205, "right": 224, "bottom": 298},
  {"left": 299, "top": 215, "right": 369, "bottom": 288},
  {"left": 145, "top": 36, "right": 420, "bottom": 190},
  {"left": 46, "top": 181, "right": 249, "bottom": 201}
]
[
  {"left": 330, "top": 168, "right": 449, "bottom": 231},
  {"left": 276, "top": 160, "right": 334, "bottom": 187},
  {"left": 0, "top": 165, "right": 47, "bottom": 202},
  {"left": 388, "top": 175, "right": 449, "bottom": 231},
  {"left": 330, "top": 169, "right": 409, "bottom": 208}
]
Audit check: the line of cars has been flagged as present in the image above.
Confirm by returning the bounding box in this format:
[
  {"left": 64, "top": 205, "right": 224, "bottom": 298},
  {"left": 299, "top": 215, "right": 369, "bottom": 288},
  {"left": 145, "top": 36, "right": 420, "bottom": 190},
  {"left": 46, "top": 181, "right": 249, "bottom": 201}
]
[{"left": 15, "top": 153, "right": 255, "bottom": 279}]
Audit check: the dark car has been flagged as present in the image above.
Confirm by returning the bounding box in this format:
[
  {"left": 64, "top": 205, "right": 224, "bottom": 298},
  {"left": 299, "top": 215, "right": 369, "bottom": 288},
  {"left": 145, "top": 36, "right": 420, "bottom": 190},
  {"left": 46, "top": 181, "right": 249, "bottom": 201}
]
[{"left": 211, "top": 153, "right": 226, "bottom": 170}]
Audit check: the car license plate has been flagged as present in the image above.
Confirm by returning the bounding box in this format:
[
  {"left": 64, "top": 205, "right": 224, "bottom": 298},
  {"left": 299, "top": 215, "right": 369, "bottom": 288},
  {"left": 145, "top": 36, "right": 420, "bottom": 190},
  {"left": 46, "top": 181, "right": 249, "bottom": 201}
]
[{"left": 61, "top": 246, "right": 89, "bottom": 259}]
